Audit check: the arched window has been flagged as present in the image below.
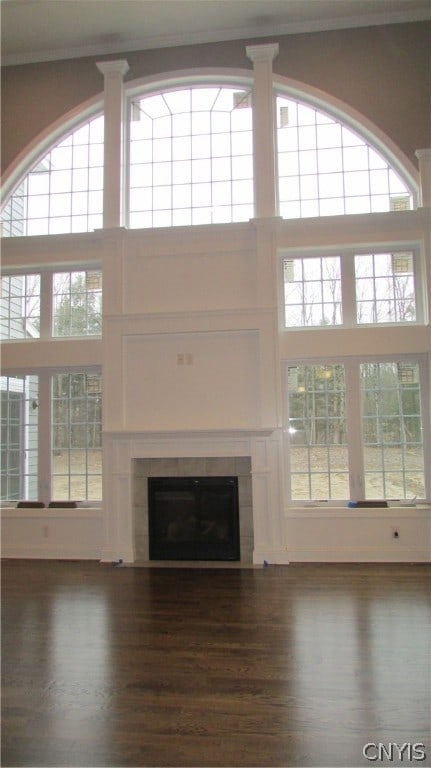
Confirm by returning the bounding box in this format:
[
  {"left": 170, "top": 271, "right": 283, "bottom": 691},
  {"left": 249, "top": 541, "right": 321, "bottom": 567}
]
[
  {"left": 276, "top": 94, "right": 413, "bottom": 218},
  {"left": 128, "top": 86, "right": 254, "bottom": 228},
  {"left": 1, "top": 114, "right": 104, "bottom": 236},
  {"left": 1, "top": 80, "right": 417, "bottom": 236}
]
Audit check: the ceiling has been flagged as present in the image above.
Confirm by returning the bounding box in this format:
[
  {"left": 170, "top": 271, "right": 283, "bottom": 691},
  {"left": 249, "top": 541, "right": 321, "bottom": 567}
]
[{"left": 2, "top": 0, "right": 430, "bottom": 66}]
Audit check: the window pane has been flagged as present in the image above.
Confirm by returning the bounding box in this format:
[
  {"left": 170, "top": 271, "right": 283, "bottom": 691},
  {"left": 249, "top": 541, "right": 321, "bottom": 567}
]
[
  {"left": 355, "top": 252, "right": 417, "bottom": 324},
  {"left": 1, "top": 375, "right": 39, "bottom": 501},
  {"left": 1, "top": 274, "right": 41, "bottom": 340},
  {"left": 129, "top": 87, "right": 253, "bottom": 228},
  {"left": 1, "top": 115, "right": 104, "bottom": 237},
  {"left": 360, "top": 362, "right": 425, "bottom": 499},
  {"left": 53, "top": 270, "right": 102, "bottom": 337},
  {"left": 283, "top": 256, "right": 342, "bottom": 327},
  {"left": 51, "top": 373, "right": 102, "bottom": 500},
  {"left": 277, "top": 95, "right": 413, "bottom": 220},
  {"left": 287, "top": 364, "right": 349, "bottom": 500}
]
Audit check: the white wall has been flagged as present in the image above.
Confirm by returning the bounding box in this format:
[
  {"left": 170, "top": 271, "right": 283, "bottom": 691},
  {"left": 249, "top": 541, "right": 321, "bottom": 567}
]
[{"left": 2, "top": 210, "right": 430, "bottom": 562}]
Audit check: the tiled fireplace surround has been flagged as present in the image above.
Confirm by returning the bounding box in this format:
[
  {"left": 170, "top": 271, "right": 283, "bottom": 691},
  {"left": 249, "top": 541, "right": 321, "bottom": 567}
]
[
  {"left": 133, "top": 456, "right": 253, "bottom": 561},
  {"left": 102, "top": 431, "right": 286, "bottom": 564}
]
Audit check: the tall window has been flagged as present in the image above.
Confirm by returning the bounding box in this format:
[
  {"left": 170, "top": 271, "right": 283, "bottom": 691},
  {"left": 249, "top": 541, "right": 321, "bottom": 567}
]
[
  {"left": 1, "top": 115, "right": 104, "bottom": 237},
  {"left": 0, "top": 371, "right": 102, "bottom": 502},
  {"left": 52, "top": 372, "right": 102, "bottom": 500},
  {"left": 286, "top": 359, "right": 427, "bottom": 502},
  {"left": 1, "top": 375, "right": 39, "bottom": 501},
  {"left": 277, "top": 95, "right": 413, "bottom": 218},
  {"left": 128, "top": 87, "right": 254, "bottom": 227}
]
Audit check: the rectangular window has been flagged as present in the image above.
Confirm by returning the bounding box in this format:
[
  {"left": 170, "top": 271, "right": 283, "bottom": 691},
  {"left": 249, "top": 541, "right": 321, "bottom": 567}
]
[
  {"left": 1, "top": 274, "right": 40, "bottom": 339},
  {"left": 282, "top": 248, "right": 422, "bottom": 329},
  {"left": 1, "top": 269, "right": 102, "bottom": 341},
  {"left": 53, "top": 270, "right": 102, "bottom": 337},
  {"left": 51, "top": 372, "right": 102, "bottom": 500},
  {"left": 283, "top": 256, "right": 342, "bottom": 327},
  {"left": 1, "top": 375, "right": 39, "bottom": 500},
  {"left": 287, "top": 364, "right": 349, "bottom": 499},
  {"left": 355, "top": 251, "right": 416, "bottom": 324},
  {"left": 360, "top": 362, "right": 425, "bottom": 499},
  {"left": 286, "top": 358, "right": 427, "bottom": 502}
]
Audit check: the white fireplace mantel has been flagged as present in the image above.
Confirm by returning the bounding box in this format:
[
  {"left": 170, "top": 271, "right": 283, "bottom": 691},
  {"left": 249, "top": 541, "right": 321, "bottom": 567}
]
[{"left": 102, "top": 426, "right": 288, "bottom": 565}]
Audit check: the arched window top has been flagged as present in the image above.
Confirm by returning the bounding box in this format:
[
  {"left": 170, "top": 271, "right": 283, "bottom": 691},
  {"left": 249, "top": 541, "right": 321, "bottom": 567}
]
[
  {"left": 276, "top": 92, "right": 414, "bottom": 218},
  {"left": 128, "top": 85, "right": 254, "bottom": 228},
  {"left": 1, "top": 72, "right": 418, "bottom": 237},
  {"left": 1, "top": 113, "right": 104, "bottom": 237}
]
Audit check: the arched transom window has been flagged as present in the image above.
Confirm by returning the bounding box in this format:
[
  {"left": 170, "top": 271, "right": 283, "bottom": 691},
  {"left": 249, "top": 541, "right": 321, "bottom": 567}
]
[
  {"left": 128, "top": 86, "right": 254, "bottom": 228},
  {"left": 1, "top": 82, "right": 415, "bottom": 237}
]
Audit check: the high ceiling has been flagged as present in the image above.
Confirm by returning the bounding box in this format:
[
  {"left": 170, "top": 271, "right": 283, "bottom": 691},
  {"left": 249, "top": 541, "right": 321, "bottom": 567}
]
[{"left": 2, "top": 0, "right": 430, "bottom": 66}]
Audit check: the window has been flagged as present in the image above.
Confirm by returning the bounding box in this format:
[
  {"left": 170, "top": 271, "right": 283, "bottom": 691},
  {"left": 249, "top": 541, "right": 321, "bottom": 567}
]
[
  {"left": 1, "top": 371, "right": 102, "bottom": 503},
  {"left": 1, "top": 375, "right": 39, "bottom": 500},
  {"left": 355, "top": 252, "right": 416, "bottom": 324},
  {"left": 283, "top": 256, "right": 342, "bottom": 327},
  {"left": 361, "top": 362, "right": 425, "bottom": 499},
  {"left": 277, "top": 95, "right": 413, "bottom": 218},
  {"left": 287, "top": 364, "right": 349, "bottom": 499},
  {"left": 286, "top": 358, "right": 427, "bottom": 502},
  {"left": 53, "top": 270, "right": 102, "bottom": 337},
  {"left": 282, "top": 248, "right": 421, "bottom": 328},
  {"left": 1, "top": 269, "right": 102, "bottom": 339},
  {"left": 52, "top": 372, "right": 102, "bottom": 500},
  {"left": 128, "top": 87, "right": 254, "bottom": 228},
  {"left": 1, "top": 274, "right": 40, "bottom": 339},
  {"left": 1, "top": 115, "right": 104, "bottom": 237}
]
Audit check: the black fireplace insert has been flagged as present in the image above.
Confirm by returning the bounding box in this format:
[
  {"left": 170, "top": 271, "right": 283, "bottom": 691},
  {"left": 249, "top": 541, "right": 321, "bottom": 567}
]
[{"left": 148, "top": 476, "right": 240, "bottom": 561}]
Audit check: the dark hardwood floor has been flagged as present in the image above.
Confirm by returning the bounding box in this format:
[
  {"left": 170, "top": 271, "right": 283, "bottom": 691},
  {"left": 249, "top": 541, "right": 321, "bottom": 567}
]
[{"left": 2, "top": 560, "right": 430, "bottom": 767}]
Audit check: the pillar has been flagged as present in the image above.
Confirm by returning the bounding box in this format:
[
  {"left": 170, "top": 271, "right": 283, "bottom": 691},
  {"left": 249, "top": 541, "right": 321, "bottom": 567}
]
[
  {"left": 246, "top": 43, "right": 279, "bottom": 219},
  {"left": 96, "top": 59, "right": 130, "bottom": 228}
]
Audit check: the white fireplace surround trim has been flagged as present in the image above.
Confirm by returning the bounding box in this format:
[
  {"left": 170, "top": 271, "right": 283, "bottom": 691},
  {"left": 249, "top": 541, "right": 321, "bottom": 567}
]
[{"left": 102, "top": 427, "right": 289, "bottom": 565}]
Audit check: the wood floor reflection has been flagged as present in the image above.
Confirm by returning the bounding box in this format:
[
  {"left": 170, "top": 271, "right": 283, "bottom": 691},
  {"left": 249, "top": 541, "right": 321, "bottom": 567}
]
[{"left": 2, "top": 560, "right": 430, "bottom": 767}]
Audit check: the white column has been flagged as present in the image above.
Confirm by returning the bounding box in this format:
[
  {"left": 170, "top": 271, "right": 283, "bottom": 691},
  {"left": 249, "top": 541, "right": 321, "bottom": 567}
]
[
  {"left": 246, "top": 43, "right": 279, "bottom": 219},
  {"left": 96, "top": 59, "right": 130, "bottom": 229},
  {"left": 415, "top": 149, "right": 431, "bottom": 207}
]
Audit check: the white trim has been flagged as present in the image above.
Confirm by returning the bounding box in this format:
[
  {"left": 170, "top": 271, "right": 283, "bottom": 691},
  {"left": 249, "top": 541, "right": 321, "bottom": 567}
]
[{"left": 1, "top": 67, "right": 419, "bottom": 219}]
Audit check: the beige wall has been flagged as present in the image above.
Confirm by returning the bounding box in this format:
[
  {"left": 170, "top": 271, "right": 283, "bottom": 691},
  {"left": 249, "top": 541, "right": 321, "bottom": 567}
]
[{"left": 2, "top": 21, "right": 430, "bottom": 175}]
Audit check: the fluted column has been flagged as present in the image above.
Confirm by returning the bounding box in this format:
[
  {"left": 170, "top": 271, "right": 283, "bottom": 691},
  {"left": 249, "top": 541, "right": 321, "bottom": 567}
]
[
  {"left": 415, "top": 149, "right": 431, "bottom": 207},
  {"left": 96, "top": 59, "right": 130, "bottom": 228},
  {"left": 246, "top": 43, "right": 279, "bottom": 219}
]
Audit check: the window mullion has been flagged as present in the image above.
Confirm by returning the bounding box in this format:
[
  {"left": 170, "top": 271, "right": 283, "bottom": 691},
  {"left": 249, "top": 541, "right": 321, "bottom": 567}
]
[
  {"left": 39, "top": 271, "right": 53, "bottom": 338},
  {"left": 38, "top": 371, "right": 51, "bottom": 505},
  {"left": 341, "top": 252, "right": 356, "bottom": 327},
  {"left": 345, "top": 361, "right": 365, "bottom": 501}
]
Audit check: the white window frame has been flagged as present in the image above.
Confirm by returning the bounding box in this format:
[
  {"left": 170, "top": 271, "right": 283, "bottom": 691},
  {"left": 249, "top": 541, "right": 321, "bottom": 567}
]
[
  {"left": 0, "top": 368, "right": 102, "bottom": 505},
  {"left": 1, "top": 266, "right": 103, "bottom": 341},
  {"left": 279, "top": 242, "right": 426, "bottom": 330},
  {"left": 284, "top": 354, "right": 431, "bottom": 505}
]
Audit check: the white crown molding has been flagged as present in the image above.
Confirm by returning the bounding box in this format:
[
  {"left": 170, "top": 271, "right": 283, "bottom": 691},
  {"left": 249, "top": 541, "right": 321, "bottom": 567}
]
[{"left": 2, "top": 9, "right": 430, "bottom": 67}]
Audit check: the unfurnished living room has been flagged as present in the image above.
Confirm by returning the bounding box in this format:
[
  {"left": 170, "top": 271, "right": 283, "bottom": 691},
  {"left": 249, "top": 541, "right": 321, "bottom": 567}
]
[{"left": 1, "top": 1, "right": 430, "bottom": 766}]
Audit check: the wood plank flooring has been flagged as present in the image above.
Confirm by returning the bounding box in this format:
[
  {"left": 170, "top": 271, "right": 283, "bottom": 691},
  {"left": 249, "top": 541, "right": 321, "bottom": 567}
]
[{"left": 2, "top": 560, "right": 430, "bottom": 767}]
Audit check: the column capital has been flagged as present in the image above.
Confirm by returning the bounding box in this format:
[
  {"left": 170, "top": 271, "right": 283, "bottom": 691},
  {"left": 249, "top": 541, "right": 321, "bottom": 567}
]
[
  {"left": 246, "top": 43, "right": 279, "bottom": 64},
  {"left": 96, "top": 59, "right": 130, "bottom": 78}
]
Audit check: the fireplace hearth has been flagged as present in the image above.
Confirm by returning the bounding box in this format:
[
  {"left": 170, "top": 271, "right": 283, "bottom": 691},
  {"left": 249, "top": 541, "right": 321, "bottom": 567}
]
[{"left": 148, "top": 476, "right": 240, "bottom": 561}]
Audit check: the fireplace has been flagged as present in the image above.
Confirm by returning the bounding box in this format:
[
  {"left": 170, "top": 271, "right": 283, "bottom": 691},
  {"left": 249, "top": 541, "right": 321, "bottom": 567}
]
[{"left": 148, "top": 476, "right": 240, "bottom": 561}]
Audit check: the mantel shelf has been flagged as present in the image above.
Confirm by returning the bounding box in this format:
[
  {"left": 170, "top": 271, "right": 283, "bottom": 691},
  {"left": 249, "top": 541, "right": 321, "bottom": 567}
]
[{"left": 104, "top": 427, "right": 278, "bottom": 440}]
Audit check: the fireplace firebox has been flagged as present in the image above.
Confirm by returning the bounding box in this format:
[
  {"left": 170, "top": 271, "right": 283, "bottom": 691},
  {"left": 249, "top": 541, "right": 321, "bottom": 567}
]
[{"left": 148, "top": 476, "right": 240, "bottom": 561}]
